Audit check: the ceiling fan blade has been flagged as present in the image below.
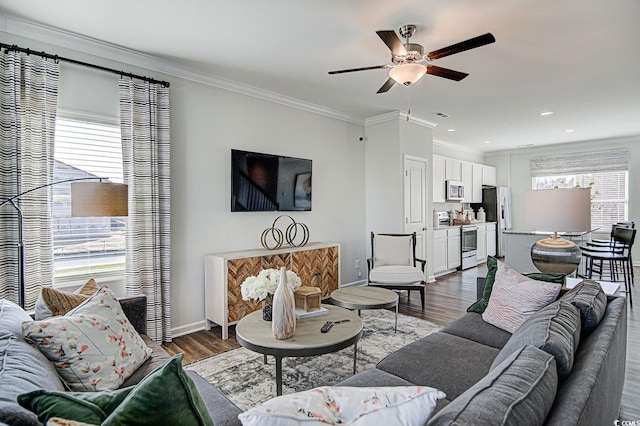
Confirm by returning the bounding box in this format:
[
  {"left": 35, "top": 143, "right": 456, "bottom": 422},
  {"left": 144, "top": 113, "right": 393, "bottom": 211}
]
[
  {"left": 376, "top": 78, "right": 396, "bottom": 94},
  {"left": 426, "top": 65, "right": 469, "bottom": 81},
  {"left": 328, "top": 65, "right": 388, "bottom": 74},
  {"left": 427, "top": 33, "right": 496, "bottom": 60},
  {"left": 376, "top": 30, "right": 408, "bottom": 56}
]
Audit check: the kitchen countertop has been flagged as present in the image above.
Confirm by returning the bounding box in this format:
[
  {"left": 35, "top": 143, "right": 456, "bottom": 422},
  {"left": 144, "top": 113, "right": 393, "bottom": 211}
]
[
  {"left": 434, "top": 222, "right": 496, "bottom": 230},
  {"left": 504, "top": 229, "right": 595, "bottom": 237}
]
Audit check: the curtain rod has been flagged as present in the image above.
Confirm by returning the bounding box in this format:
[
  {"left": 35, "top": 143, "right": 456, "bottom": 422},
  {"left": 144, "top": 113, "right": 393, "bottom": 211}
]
[{"left": 0, "top": 42, "right": 170, "bottom": 88}]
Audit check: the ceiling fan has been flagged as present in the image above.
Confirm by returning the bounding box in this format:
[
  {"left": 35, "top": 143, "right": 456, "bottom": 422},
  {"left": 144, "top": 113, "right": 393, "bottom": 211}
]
[{"left": 328, "top": 25, "right": 495, "bottom": 93}]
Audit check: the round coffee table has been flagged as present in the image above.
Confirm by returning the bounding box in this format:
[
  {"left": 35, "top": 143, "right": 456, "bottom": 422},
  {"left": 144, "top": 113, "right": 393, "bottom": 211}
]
[
  {"left": 235, "top": 304, "right": 362, "bottom": 396},
  {"left": 330, "top": 286, "right": 399, "bottom": 332}
]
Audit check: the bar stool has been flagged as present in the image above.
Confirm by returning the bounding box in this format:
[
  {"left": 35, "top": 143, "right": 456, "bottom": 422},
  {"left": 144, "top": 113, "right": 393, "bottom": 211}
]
[{"left": 581, "top": 227, "right": 635, "bottom": 306}]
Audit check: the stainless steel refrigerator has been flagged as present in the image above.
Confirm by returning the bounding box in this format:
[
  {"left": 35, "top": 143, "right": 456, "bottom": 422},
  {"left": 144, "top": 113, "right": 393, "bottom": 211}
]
[{"left": 472, "top": 186, "right": 512, "bottom": 257}]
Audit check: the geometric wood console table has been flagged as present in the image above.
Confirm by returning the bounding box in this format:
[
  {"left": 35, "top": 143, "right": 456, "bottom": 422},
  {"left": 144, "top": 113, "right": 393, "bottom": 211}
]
[{"left": 204, "top": 242, "right": 340, "bottom": 339}]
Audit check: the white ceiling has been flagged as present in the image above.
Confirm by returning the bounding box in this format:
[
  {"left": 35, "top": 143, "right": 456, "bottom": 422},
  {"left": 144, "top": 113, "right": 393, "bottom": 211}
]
[{"left": 1, "top": 0, "right": 639, "bottom": 152}]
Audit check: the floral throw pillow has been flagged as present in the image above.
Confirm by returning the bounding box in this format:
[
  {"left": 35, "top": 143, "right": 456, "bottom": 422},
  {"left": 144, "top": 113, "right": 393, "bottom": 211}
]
[
  {"left": 22, "top": 286, "right": 151, "bottom": 391},
  {"left": 238, "top": 386, "right": 446, "bottom": 426}
]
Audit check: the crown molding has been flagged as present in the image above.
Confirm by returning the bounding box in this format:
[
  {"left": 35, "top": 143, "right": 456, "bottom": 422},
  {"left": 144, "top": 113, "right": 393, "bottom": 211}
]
[
  {"left": 365, "top": 111, "right": 437, "bottom": 128},
  {"left": 433, "top": 138, "right": 483, "bottom": 155},
  {"left": 0, "top": 14, "right": 364, "bottom": 126}
]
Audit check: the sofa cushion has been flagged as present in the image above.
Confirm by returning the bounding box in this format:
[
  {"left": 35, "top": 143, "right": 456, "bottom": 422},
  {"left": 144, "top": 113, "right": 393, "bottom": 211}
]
[
  {"left": 427, "top": 345, "right": 558, "bottom": 426},
  {"left": 559, "top": 279, "right": 607, "bottom": 338},
  {"left": 376, "top": 331, "right": 500, "bottom": 401},
  {"left": 120, "top": 335, "right": 172, "bottom": 387},
  {"left": 18, "top": 354, "right": 214, "bottom": 426},
  {"left": 441, "top": 312, "right": 512, "bottom": 349},
  {"left": 1, "top": 299, "right": 66, "bottom": 426},
  {"left": 369, "top": 265, "right": 425, "bottom": 284},
  {"left": 482, "top": 261, "right": 562, "bottom": 333},
  {"left": 34, "top": 278, "right": 99, "bottom": 320},
  {"left": 239, "top": 385, "right": 446, "bottom": 426},
  {"left": 22, "top": 286, "right": 152, "bottom": 391},
  {"left": 467, "top": 256, "right": 564, "bottom": 314},
  {"left": 491, "top": 301, "right": 581, "bottom": 380}
]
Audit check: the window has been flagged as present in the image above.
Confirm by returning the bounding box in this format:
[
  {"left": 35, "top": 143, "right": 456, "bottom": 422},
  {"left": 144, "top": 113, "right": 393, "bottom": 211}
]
[
  {"left": 532, "top": 171, "right": 629, "bottom": 231},
  {"left": 52, "top": 115, "right": 125, "bottom": 284}
]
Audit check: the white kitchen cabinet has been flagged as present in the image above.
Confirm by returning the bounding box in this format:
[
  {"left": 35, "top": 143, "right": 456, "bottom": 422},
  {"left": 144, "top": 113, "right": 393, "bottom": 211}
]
[
  {"left": 433, "top": 227, "right": 461, "bottom": 274},
  {"left": 482, "top": 165, "right": 497, "bottom": 186},
  {"left": 447, "top": 227, "right": 461, "bottom": 270},
  {"left": 433, "top": 155, "right": 446, "bottom": 203},
  {"left": 461, "top": 162, "right": 472, "bottom": 202},
  {"left": 445, "top": 158, "right": 462, "bottom": 181},
  {"left": 486, "top": 222, "right": 497, "bottom": 257},
  {"left": 433, "top": 229, "right": 447, "bottom": 273},
  {"left": 472, "top": 164, "right": 483, "bottom": 202},
  {"left": 477, "top": 224, "right": 487, "bottom": 263}
]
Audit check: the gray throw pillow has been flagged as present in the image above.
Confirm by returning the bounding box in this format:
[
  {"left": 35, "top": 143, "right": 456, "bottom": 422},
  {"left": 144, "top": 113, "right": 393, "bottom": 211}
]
[
  {"left": 490, "top": 301, "right": 581, "bottom": 380},
  {"left": 427, "top": 345, "right": 558, "bottom": 426},
  {"left": 559, "top": 279, "right": 607, "bottom": 338}
]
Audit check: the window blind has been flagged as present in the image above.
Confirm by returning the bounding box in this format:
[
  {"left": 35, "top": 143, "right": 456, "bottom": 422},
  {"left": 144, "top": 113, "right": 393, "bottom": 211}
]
[
  {"left": 52, "top": 116, "right": 125, "bottom": 280},
  {"left": 529, "top": 148, "right": 630, "bottom": 177}
]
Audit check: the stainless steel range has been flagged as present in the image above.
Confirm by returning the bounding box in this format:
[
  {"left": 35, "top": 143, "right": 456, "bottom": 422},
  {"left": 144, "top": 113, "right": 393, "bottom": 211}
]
[{"left": 460, "top": 225, "right": 478, "bottom": 270}]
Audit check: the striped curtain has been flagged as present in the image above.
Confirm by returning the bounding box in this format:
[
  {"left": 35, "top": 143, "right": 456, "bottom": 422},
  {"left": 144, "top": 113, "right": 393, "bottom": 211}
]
[
  {"left": 0, "top": 51, "right": 58, "bottom": 309},
  {"left": 119, "top": 79, "right": 171, "bottom": 343}
]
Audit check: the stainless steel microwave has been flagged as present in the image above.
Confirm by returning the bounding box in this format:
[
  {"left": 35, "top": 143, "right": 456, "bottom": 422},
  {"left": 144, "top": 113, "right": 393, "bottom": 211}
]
[{"left": 446, "top": 180, "right": 465, "bottom": 201}]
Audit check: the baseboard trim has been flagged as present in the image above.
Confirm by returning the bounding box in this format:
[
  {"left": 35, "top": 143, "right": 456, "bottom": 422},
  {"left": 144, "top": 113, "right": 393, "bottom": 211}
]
[{"left": 171, "top": 320, "right": 208, "bottom": 338}]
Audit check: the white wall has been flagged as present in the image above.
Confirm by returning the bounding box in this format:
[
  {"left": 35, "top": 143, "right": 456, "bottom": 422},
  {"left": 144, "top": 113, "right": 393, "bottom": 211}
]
[
  {"left": 485, "top": 136, "right": 640, "bottom": 261},
  {"left": 2, "top": 33, "right": 367, "bottom": 336}
]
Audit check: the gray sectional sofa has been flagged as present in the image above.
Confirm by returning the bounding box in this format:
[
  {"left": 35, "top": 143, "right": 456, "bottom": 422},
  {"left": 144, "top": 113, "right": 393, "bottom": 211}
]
[
  {"left": 1, "top": 277, "right": 627, "bottom": 425},
  {"left": 0, "top": 296, "right": 242, "bottom": 426},
  {"left": 338, "top": 277, "right": 628, "bottom": 425}
]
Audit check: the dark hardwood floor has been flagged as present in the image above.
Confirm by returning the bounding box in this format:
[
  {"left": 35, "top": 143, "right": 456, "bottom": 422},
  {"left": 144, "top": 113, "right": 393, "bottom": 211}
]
[{"left": 164, "top": 264, "right": 639, "bottom": 421}]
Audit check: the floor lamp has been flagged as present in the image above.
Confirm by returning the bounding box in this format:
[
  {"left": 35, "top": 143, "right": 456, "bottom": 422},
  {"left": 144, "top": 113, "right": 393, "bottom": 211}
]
[
  {"left": 524, "top": 187, "right": 591, "bottom": 275},
  {"left": 0, "top": 178, "right": 128, "bottom": 308}
]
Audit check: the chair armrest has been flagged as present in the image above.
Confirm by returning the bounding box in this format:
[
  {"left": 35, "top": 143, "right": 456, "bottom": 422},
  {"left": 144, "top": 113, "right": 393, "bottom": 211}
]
[
  {"left": 367, "top": 258, "right": 373, "bottom": 272},
  {"left": 415, "top": 258, "right": 427, "bottom": 272},
  {"left": 118, "top": 295, "right": 147, "bottom": 335}
]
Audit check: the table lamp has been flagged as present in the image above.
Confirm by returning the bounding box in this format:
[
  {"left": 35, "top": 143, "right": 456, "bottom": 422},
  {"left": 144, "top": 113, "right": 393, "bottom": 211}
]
[{"left": 524, "top": 187, "right": 591, "bottom": 274}]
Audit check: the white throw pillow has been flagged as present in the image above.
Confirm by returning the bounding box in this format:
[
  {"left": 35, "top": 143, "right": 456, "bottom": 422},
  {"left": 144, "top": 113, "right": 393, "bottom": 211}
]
[
  {"left": 22, "top": 285, "right": 151, "bottom": 391},
  {"left": 482, "top": 261, "right": 562, "bottom": 333},
  {"left": 238, "top": 386, "right": 446, "bottom": 426}
]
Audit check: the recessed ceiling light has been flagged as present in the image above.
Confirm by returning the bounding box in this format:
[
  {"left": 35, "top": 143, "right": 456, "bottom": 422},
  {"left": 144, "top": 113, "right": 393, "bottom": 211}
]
[
  {"left": 565, "top": 129, "right": 575, "bottom": 133},
  {"left": 447, "top": 128, "right": 456, "bottom": 132},
  {"left": 539, "top": 111, "right": 554, "bottom": 116},
  {"left": 483, "top": 141, "right": 492, "bottom": 144}
]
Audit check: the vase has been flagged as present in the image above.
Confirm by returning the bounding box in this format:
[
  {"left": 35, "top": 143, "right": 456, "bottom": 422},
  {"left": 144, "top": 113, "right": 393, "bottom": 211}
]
[
  {"left": 272, "top": 267, "right": 296, "bottom": 340},
  {"left": 262, "top": 302, "right": 273, "bottom": 321}
]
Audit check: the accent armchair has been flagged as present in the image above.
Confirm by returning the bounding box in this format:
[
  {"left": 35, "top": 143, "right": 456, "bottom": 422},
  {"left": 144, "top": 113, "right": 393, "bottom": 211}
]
[{"left": 367, "top": 232, "right": 427, "bottom": 309}]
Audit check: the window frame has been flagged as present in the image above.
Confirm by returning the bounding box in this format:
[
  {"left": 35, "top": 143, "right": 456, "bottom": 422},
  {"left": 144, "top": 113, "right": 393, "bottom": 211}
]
[{"left": 52, "top": 110, "right": 126, "bottom": 289}]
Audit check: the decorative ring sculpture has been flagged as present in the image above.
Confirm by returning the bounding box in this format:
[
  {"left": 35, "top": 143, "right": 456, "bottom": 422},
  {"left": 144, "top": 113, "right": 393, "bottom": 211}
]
[{"left": 261, "top": 215, "right": 309, "bottom": 250}]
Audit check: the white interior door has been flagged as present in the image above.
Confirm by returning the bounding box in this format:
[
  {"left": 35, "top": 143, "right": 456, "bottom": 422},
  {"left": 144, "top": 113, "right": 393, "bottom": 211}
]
[{"left": 404, "top": 155, "right": 428, "bottom": 264}]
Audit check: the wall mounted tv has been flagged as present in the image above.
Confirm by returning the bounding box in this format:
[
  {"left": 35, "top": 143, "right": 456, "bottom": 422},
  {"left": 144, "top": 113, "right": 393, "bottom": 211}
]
[{"left": 231, "top": 149, "right": 312, "bottom": 212}]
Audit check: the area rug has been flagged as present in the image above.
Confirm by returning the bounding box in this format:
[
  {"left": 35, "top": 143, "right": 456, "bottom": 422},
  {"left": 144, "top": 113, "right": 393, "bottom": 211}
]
[{"left": 186, "top": 309, "right": 442, "bottom": 410}]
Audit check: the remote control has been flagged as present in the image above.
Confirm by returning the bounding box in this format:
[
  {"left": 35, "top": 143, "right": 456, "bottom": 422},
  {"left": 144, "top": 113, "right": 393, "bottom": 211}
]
[{"left": 320, "top": 321, "right": 333, "bottom": 333}]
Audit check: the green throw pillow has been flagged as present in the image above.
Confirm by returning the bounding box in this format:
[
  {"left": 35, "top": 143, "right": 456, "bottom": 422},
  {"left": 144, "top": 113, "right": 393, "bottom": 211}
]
[
  {"left": 18, "top": 354, "right": 213, "bottom": 426},
  {"left": 467, "top": 256, "right": 565, "bottom": 314}
]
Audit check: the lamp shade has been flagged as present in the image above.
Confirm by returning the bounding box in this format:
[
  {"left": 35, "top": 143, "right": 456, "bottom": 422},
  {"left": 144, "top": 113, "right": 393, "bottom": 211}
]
[
  {"left": 71, "top": 182, "right": 128, "bottom": 217},
  {"left": 388, "top": 63, "right": 426, "bottom": 86},
  {"left": 524, "top": 188, "right": 591, "bottom": 233}
]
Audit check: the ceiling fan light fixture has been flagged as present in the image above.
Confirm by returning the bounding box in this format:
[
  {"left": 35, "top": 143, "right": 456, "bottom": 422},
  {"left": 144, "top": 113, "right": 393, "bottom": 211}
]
[{"left": 389, "top": 63, "right": 426, "bottom": 86}]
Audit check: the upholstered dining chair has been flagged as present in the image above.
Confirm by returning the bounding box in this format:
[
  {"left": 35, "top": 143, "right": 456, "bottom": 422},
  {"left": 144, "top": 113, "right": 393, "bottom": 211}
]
[{"left": 367, "top": 232, "right": 426, "bottom": 309}]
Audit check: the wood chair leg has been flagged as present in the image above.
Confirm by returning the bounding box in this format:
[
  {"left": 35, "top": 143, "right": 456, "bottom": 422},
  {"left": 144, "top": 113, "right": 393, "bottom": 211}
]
[{"left": 419, "top": 287, "right": 425, "bottom": 310}]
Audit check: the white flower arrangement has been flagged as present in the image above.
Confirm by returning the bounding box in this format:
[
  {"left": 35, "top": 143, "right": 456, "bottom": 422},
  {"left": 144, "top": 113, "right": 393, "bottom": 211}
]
[{"left": 240, "top": 268, "right": 302, "bottom": 303}]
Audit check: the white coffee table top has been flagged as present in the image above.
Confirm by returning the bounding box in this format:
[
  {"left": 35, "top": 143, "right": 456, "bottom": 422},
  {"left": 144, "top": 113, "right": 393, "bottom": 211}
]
[{"left": 235, "top": 304, "right": 362, "bottom": 356}]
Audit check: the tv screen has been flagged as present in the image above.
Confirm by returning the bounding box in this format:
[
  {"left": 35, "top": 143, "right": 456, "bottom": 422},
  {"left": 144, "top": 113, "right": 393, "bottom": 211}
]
[{"left": 231, "top": 149, "right": 312, "bottom": 212}]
